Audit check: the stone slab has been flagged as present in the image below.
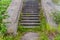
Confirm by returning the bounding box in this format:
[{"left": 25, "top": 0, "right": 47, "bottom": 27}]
[
  {"left": 4, "top": 0, "right": 23, "bottom": 34},
  {"left": 41, "top": 0, "right": 57, "bottom": 27},
  {"left": 21, "top": 32, "right": 39, "bottom": 40}
]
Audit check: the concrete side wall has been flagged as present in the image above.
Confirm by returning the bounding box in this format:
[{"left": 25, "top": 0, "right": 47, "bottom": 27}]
[
  {"left": 5, "top": 0, "right": 23, "bottom": 34},
  {"left": 41, "top": 0, "right": 57, "bottom": 27}
]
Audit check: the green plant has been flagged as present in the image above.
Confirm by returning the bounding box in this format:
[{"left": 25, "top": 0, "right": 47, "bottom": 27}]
[
  {"left": 52, "top": 11, "right": 60, "bottom": 25},
  {"left": 36, "top": 8, "right": 46, "bottom": 31},
  {"left": 39, "top": 32, "right": 49, "bottom": 40},
  {"left": 3, "top": 35, "right": 14, "bottom": 40},
  {"left": 54, "top": 33, "right": 60, "bottom": 40},
  {"left": 0, "top": 0, "right": 11, "bottom": 34},
  {"left": 52, "top": 0, "right": 60, "bottom": 5},
  {"left": 0, "top": 0, "right": 11, "bottom": 40}
]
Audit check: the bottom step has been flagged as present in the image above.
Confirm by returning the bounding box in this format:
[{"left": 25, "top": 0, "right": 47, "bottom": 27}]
[
  {"left": 20, "top": 23, "right": 40, "bottom": 26},
  {"left": 19, "top": 26, "right": 40, "bottom": 28}
]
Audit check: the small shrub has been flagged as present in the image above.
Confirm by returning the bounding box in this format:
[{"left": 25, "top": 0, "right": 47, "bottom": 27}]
[
  {"left": 54, "top": 33, "right": 60, "bottom": 40},
  {"left": 39, "top": 32, "right": 49, "bottom": 40},
  {"left": 52, "top": 11, "right": 60, "bottom": 25},
  {"left": 0, "top": 0, "right": 11, "bottom": 40},
  {"left": 52, "top": 0, "right": 60, "bottom": 5}
]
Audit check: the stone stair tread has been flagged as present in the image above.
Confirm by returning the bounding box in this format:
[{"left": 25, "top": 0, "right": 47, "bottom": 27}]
[
  {"left": 21, "top": 15, "right": 40, "bottom": 17},
  {"left": 21, "top": 16, "right": 39, "bottom": 18},
  {"left": 22, "top": 18, "right": 39, "bottom": 20},
  {"left": 20, "top": 23, "right": 40, "bottom": 26},
  {"left": 20, "top": 20, "right": 39, "bottom": 21},
  {"left": 21, "top": 23, "right": 40, "bottom": 24},
  {"left": 22, "top": 11, "right": 39, "bottom": 13},
  {"left": 21, "top": 21, "right": 40, "bottom": 23},
  {"left": 21, "top": 26, "right": 40, "bottom": 28},
  {"left": 20, "top": 20, "right": 40, "bottom": 23},
  {"left": 23, "top": 7, "right": 39, "bottom": 9},
  {"left": 22, "top": 9, "right": 39, "bottom": 12},
  {"left": 21, "top": 24, "right": 40, "bottom": 26},
  {"left": 22, "top": 13, "right": 39, "bottom": 14},
  {"left": 22, "top": 19, "right": 39, "bottom": 20}
]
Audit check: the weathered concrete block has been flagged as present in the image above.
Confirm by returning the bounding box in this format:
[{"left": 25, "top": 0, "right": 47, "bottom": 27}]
[
  {"left": 21, "top": 32, "right": 39, "bottom": 40},
  {"left": 5, "top": 0, "right": 23, "bottom": 34},
  {"left": 41, "top": 0, "right": 57, "bottom": 27}
]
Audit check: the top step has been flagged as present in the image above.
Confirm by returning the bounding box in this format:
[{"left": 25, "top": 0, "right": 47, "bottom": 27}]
[{"left": 24, "top": 0, "right": 38, "bottom": 2}]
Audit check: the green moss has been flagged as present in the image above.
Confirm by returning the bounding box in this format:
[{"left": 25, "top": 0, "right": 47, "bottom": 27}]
[{"left": 52, "top": 0, "right": 60, "bottom": 5}]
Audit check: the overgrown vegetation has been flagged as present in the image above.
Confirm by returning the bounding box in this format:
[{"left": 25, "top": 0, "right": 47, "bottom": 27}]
[
  {"left": 52, "top": 11, "right": 60, "bottom": 25},
  {"left": 0, "top": 0, "right": 60, "bottom": 40},
  {"left": 0, "top": 0, "right": 11, "bottom": 33},
  {"left": 52, "top": 0, "right": 60, "bottom": 5},
  {"left": 0, "top": 0, "right": 12, "bottom": 40}
]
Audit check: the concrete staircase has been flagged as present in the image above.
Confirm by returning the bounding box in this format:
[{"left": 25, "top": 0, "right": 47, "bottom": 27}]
[{"left": 19, "top": 1, "right": 40, "bottom": 28}]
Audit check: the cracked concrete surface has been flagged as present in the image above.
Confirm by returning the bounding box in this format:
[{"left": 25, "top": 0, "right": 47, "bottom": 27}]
[{"left": 21, "top": 32, "right": 39, "bottom": 40}]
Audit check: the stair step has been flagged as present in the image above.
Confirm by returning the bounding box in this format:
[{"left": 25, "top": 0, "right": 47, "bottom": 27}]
[
  {"left": 22, "top": 10, "right": 39, "bottom": 13},
  {"left": 20, "top": 20, "right": 40, "bottom": 23},
  {"left": 21, "top": 26, "right": 39, "bottom": 28},
  {"left": 20, "top": 21, "right": 40, "bottom": 22},
  {"left": 21, "top": 17, "right": 39, "bottom": 20},
  {"left": 23, "top": 13, "right": 38, "bottom": 14},
  {"left": 23, "top": 5, "right": 39, "bottom": 8},
  {"left": 20, "top": 23, "right": 40, "bottom": 26},
  {"left": 20, "top": 20, "right": 39, "bottom": 21},
  {"left": 22, "top": 15, "right": 40, "bottom": 17},
  {"left": 22, "top": 6, "right": 40, "bottom": 10},
  {"left": 22, "top": 13, "right": 39, "bottom": 15}
]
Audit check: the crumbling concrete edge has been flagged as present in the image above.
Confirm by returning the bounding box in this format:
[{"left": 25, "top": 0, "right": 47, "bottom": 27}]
[
  {"left": 5, "top": 0, "right": 23, "bottom": 35},
  {"left": 41, "top": 0, "right": 57, "bottom": 28}
]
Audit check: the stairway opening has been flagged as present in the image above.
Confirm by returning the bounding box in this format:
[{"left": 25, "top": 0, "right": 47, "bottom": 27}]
[{"left": 19, "top": 0, "right": 41, "bottom": 28}]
